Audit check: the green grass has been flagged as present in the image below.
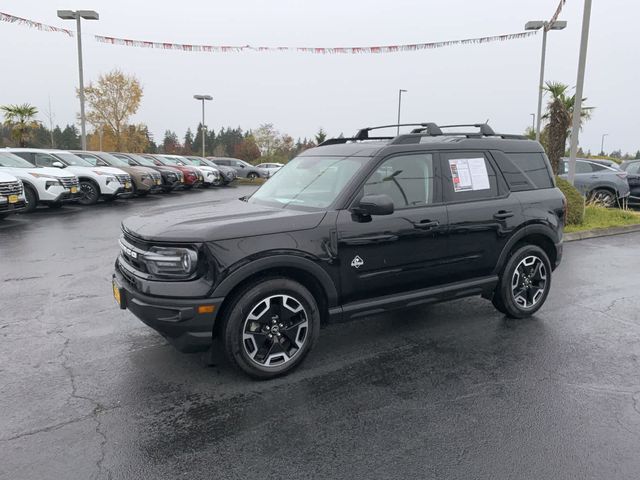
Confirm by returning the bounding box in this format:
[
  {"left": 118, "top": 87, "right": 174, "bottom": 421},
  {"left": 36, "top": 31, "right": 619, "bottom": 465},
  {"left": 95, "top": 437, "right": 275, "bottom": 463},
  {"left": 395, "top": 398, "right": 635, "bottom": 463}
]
[
  {"left": 564, "top": 205, "right": 640, "bottom": 233},
  {"left": 236, "top": 177, "right": 266, "bottom": 186}
]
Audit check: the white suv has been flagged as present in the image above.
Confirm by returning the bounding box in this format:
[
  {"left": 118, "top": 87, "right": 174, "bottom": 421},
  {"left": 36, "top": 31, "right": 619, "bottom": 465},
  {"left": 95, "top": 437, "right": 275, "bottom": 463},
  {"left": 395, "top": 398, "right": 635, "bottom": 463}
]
[
  {"left": 162, "top": 155, "right": 220, "bottom": 186},
  {"left": 0, "top": 170, "right": 27, "bottom": 219},
  {"left": 0, "top": 151, "right": 80, "bottom": 212},
  {"left": 6, "top": 149, "right": 133, "bottom": 205}
]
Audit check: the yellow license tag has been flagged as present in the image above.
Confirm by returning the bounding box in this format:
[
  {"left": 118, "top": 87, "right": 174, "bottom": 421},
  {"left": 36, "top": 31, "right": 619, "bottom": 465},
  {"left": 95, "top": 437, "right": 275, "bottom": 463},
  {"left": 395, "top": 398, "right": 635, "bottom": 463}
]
[
  {"left": 70, "top": 186, "right": 78, "bottom": 194},
  {"left": 113, "top": 282, "right": 121, "bottom": 306},
  {"left": 125, "top": 182, "right": 131, "bottom": 189},
  {"left": 8, "top": 195, "right": 18, "bottom": 204},
  {"left": 155, "top": 179, "right": 161, "bottom": 185},
  {"left": 180, "top": 178, "right": 184, "bottom": 183}
]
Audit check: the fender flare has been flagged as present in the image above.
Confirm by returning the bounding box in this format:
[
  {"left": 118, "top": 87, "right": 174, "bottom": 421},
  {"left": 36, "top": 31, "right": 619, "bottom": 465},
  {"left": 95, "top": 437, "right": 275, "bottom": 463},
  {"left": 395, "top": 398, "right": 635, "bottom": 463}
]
[
  {"left": 213, "top": 254, "right": 339, "bottom": 306},
  {"left": 493, "top": 224, "right": 559, "bottom": 275},
  {"left": 20, "top": 180, "right": 39, "bottom": 201}
]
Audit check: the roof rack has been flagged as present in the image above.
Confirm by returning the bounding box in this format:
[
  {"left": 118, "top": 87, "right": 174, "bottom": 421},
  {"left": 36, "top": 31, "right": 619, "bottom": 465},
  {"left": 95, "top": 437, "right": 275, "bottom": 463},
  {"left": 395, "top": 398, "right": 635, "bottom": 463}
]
[{"left": 318, "top": 122, "right": 527, "bottom": 146}]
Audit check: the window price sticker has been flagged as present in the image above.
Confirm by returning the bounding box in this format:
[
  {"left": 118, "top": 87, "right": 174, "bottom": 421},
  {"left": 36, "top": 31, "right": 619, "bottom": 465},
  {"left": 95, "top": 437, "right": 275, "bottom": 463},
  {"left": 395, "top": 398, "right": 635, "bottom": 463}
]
[{"left": 449, "top": 158, "right": 490, "bottom": 192}]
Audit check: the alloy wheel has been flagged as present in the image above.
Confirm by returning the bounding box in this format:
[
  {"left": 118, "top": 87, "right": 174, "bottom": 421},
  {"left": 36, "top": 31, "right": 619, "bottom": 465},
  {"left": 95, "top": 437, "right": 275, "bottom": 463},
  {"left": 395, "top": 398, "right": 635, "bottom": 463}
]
[
  {"left": 511, "top": 255, "right": 547, "bottom": 309},
  {"left": 79, "top": 182, "right": 98, "bottom": 204},
  {"left": 242, "top": 294, "right": 309, "bottom": 367}
]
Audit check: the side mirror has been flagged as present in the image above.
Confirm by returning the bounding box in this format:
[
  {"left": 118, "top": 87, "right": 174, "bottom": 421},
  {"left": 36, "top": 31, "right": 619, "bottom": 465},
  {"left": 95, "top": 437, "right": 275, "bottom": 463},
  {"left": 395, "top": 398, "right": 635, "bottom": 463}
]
[
  {"left": 52, "top": 161, "right": 65, "bottom": 168},
  {"left": 353, "top": 194, "right": 394, "bottom": 216}
]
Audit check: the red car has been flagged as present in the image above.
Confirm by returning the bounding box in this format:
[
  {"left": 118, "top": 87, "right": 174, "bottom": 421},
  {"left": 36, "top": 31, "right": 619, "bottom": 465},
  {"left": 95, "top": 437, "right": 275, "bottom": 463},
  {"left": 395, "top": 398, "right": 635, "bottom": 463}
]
[{"left": 147, "top": 154, "right": 203, "bottom": 189}]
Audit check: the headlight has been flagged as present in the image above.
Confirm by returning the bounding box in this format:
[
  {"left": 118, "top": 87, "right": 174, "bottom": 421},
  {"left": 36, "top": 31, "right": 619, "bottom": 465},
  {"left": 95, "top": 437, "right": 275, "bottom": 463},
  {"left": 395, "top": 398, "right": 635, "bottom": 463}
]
[
  {"left": 45, "top": 180, "right": 62, "bottom": 189},
  {"left": 140, "top": 174, "right": 150, "bottom": 180},
  {"left": 105, "top": 176, "right": 117, "bottom": 183},
  {"left": 143, "top": 246, "right": 199, "bottom": 278}
]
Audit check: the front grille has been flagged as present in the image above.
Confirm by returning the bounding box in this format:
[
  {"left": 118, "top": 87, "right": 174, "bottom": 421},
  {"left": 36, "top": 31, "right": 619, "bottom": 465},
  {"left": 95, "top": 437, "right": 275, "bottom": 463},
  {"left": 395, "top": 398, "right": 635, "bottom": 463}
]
[
  {"left": 0, "top": 181, "right": 22, "bottom": 196},
  {"left": 59, "top": 177, "right": 79, "bottom": 189},
  {"left": 119, "top": 234, "right": 150, "bottom": 275},
  {"left": 115, "top": 174, "right": 131, "bottom": 184}
]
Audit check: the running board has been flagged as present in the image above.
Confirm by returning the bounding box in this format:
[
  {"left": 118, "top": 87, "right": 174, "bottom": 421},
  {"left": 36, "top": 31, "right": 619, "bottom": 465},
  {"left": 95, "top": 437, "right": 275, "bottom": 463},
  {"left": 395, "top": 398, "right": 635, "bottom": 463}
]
[{"left": 328, "top": 276, "right": 498, "bottom": 322}]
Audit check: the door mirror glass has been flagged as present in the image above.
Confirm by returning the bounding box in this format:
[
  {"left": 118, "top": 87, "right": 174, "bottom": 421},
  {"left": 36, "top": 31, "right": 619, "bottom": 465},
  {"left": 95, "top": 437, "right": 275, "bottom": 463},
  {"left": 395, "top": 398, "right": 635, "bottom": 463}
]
[{"left": 355, "top": 194, "right": 394, "bottom": 216}]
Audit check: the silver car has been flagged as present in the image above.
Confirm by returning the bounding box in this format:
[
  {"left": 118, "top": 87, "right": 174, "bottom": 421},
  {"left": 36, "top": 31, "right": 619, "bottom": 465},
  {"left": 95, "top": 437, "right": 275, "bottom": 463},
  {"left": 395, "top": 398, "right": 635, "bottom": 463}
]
[
  {"left": 559, "top": 158, "right": 630, "bottom": 207},
  {"left": 211, "top": 157, "right": 270, "bottom": 179}
]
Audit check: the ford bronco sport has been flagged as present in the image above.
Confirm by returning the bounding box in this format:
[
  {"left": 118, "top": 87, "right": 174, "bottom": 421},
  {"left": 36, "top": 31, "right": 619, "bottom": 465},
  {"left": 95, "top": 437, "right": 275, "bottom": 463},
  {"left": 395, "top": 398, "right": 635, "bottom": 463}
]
[{"left": 113, "top": 123, "right": 565, "bottom": 379}]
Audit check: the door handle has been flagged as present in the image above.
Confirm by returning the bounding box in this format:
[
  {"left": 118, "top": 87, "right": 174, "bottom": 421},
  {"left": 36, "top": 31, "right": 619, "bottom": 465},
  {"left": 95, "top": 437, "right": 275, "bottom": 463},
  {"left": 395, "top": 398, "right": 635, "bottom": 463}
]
[
  {"left": 413, "top": 219, "right": 440, "bottom": 230},
  {"left": 493, "top": 210, "right": 514, "bottom": 220}
]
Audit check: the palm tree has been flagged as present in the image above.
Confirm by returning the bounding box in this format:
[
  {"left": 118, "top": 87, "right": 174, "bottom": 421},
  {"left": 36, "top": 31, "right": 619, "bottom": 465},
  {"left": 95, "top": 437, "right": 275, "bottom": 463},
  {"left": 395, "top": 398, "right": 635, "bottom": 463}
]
[
  {"left": 542, "top": 82, "right": 593, "bottom": 174},
  {"left": 1, "top": 103, "right": 40, "bottom": 147}
]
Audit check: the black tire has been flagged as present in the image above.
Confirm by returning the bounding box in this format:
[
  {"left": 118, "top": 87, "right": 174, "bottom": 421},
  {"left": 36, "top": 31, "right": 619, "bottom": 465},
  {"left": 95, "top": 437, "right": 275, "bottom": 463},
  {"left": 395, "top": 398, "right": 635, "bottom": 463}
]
[
  {"left": 23, "top": 186, "right": 38, "bottom": 213},
  {"left": 78, "top": 180, "right": 100, "bottom": 205},
  {"left": 588, "top": 188, "right": 616, "bottom": 208},
  {"left": 221, "top": 277, "right": 321, "bottom": 379},
  {"left": 492, "top": 244, "right": 552, "bottom": 319},
  {"left": 247, "top": 172, "right": 259, "bottom": 180}
]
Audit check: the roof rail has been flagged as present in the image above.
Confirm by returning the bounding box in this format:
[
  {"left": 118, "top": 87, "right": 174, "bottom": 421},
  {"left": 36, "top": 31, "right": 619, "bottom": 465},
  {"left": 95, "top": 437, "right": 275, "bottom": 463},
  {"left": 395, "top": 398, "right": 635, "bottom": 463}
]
[{"left": 319, "top": 122, "right": 528, "bottom": 146}]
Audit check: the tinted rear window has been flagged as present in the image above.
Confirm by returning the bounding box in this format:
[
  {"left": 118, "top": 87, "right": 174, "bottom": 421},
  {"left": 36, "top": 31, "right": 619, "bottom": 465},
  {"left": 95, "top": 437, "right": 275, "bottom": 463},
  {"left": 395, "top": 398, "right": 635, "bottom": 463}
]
[{"left": 503, "top": 152, "right": 554, "bottom": 189}]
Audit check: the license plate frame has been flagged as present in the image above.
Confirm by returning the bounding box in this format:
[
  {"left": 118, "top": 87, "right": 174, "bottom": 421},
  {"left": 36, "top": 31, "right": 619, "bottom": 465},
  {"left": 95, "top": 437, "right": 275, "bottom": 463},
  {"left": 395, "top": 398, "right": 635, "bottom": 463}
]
[
  {"left": 8, "top": 194, "right": 18, "bottom": 204},
  {"left": 112, "top": 278, "right": 126, "bottom": 309}
]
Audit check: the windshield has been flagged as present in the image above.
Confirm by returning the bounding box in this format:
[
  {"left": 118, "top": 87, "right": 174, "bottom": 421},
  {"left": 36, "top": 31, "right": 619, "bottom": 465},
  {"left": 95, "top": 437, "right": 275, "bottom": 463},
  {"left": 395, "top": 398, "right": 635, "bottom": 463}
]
[
  {"left": 124, "top": 154, "right": 155, "bottom": 166},
  {"left": 0, "top": 152, "right": 36, "bottom": 168},
  {"left": 97, "top": 152, "right": 130, "bottom": 167},
  {"left": 203, "top": 159, "right": 218, "bottom": 167},
  {"left": 158, "top": 156, "right": 183, "bottom": 166},
  {"left": 177, "top": 157, "right": 195, "bottom": 165},
  {"left": 53, "top": 152, "right": 92, "bottom": 167},
  {"left": 249, "top": 155, "right": 368, "bottom": 209},
  {"left": 186, "top": 156, "right": 203, "bottom": 165}
]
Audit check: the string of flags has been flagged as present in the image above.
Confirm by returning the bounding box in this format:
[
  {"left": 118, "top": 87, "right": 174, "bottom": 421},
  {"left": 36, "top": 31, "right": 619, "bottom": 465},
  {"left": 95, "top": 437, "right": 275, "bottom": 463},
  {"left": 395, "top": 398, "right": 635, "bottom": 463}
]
[
  {"left": 547, "top": 0, "right": 567, "bottom": 30},
  {"left": 1, "top": 10, "right": 539, "bottom": 55}
]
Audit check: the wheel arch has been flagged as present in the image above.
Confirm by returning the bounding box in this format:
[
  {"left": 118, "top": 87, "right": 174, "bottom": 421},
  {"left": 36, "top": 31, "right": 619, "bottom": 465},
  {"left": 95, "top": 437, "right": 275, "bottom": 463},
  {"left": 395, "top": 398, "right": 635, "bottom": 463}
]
[
  {"left": 494, "top": 225, "right": 559, "bottom": 275},
  {"left": 21, "top": 180, "right": 39, "bottom": 201},
  {"left": 212, "top": 256, "right": 338, "bottom": 337}
]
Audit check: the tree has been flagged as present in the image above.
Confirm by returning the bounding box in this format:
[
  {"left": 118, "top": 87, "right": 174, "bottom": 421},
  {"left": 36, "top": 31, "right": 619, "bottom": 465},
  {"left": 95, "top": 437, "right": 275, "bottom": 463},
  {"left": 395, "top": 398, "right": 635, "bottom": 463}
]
[
  {"left": 542, "top": 81, "right": 593, "bottom": 174},
  {"left": 53, "top": 124, "right": 80, "bottom": 150},
  {"left": 233, "top": 135, "right": 261, "bottom": 162},
  {"left": 315, "top": 128, "right": 327, "bottom": 145},
  {"left": 635, "top": 150, "right": 640, "bottom": 159},
  {"left": 162, "top": 130, "right": 180, "bottom": 153},
  {"left": 609, "top": 149, "right": 622, "bottom": 159},
  {"left": 1, "top": 103, "right": 40, "bottom": 147},
  {"left": 83, "top": 69, "right": 143, "bottom": 151},
  {"left": 183, "top": 128, "right": 194, "bottom": 154},
  {"left": 254, "top": 123, "right": 280, "bottom": 157}
]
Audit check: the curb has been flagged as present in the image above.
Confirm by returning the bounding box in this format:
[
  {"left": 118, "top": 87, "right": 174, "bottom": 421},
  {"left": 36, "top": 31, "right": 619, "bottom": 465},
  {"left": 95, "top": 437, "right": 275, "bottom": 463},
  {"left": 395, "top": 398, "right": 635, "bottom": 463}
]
[{"left": 564, "top": 224, "right": 640, "bottom": 242}]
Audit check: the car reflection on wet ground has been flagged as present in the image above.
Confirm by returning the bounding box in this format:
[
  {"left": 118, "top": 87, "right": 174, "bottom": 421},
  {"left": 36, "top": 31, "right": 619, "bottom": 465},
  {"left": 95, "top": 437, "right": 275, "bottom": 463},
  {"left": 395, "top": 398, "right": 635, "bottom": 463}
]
[{"left": 1, "top": 186, "right": 639, "bottom": 479}]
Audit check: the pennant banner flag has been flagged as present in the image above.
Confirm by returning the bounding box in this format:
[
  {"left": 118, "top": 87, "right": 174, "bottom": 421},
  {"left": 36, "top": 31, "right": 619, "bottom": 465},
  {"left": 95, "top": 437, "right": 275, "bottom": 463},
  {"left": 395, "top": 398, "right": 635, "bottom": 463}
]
[
  {"left": 547, "top": 0, "right": 567, "bottom": 30},
  {"left": 95, "top": 31, "right": 538, "bottom": 55},
  {"left": 0, "top": 11, "right": 73, "bottom": 36}
]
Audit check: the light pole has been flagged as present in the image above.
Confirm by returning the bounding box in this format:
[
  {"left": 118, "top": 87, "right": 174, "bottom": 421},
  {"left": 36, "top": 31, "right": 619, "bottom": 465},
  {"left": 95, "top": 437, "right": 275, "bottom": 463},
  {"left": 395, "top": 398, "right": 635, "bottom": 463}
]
[
  {"left": 567, "top": 0, "right": 592, "bottom": 185},
  {"left": 600, "top": 133, "right": 608, "bottom": 155},
  {"left": 397, "top": 89, "right": 407, "bottom": 135},
  {"left": 530, "top": 113, "right": 536, "bottom": 134},
  {"left": 57, "top": 10, "right": 99, "bottom": 151},
  {"left": 193, "top": 95, "right": 213, "bottom": 157},
  {"left": 525, "top": 20, "right": 567, "bottom": 142}
]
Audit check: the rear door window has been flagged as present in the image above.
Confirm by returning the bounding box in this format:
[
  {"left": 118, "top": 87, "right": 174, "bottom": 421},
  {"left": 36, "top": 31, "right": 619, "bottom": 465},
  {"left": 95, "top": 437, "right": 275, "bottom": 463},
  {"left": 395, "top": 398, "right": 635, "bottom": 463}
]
[{"left": 441, "top": 152, "right": 500, "bottom": 202}]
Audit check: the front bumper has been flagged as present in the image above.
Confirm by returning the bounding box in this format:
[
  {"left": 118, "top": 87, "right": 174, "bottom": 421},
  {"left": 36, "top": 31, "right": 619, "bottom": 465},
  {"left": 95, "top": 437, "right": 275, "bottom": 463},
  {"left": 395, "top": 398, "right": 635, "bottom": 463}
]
[
  {"left": 0, "top": 197, "right": 27, "bottom": 213},
  {"left": 113, "top": 268, "right": 222, "bottom": 352},
  {"left": 43, "top": 189, "right": 82, "bottom": 204}
]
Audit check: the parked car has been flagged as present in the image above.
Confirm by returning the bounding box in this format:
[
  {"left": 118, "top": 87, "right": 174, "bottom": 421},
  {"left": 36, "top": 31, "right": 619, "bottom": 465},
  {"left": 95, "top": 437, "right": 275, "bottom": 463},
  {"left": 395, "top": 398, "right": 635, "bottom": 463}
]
[
  {"left": 559, "top": 157, "right": 630, "bottom": 207},
  {"left": 113, "top": 122, "right": 565, "bottom": 379},
  {"left": 203, "top": 158, "right": 238, "bottom": 185},
  {"left": 620, "top": 159, "right": 640, "bottom": 207},
  {"left": 256, "top": 162, "right": 284, "bottom": 177},
  {"left": 7, "top": 149, "right": 133, "bottom": 205},
  {"left": 0, "top": 151, "right": 80, "bottom": 212},
  {"left": 143, "top": 154, "right": 203, "bottom": 189},
  {"left": 72, "top": 151, "right": 163, "bottom": 196},
  {"left": 211, "top": 157, "right": 270, "bottom": 179},
  {"left": 0, "top": 170, "right": 27, "bottom": 218},
  {"left": 163, "top": 154, "right": 220, "bottom": 187},
  {"left": 111, "top": 152, "right": 184, "bottom": 192}
]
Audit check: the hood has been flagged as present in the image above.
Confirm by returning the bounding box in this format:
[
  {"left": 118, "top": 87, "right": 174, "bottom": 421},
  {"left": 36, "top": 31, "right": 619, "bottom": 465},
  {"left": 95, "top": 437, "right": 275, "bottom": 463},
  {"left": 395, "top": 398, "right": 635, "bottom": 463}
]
[
  {"left": 0, "top": 166, "right": 76, "bottom": 179},
  {"left": 64, "top": 165, "right": 126, "bottom": 176},
  {"left": 122, "top": 199, "right": 326, "bottom": 243},
  {"left": 0, "top": 171, "right": 19, "bottom": 182}
]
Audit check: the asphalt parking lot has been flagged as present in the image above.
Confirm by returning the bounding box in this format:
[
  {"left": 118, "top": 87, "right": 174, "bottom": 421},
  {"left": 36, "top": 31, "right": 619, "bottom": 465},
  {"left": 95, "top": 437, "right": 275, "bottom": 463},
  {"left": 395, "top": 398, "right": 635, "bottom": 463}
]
[{"left": 1, "top": 186, "right": 639, "bottom": 480}]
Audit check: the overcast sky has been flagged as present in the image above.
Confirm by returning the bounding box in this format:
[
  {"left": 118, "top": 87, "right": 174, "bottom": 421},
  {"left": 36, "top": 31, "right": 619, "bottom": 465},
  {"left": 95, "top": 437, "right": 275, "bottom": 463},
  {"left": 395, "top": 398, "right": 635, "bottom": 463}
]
[{"left": 1, "top": 0, "right": 638, "bottom": 154}]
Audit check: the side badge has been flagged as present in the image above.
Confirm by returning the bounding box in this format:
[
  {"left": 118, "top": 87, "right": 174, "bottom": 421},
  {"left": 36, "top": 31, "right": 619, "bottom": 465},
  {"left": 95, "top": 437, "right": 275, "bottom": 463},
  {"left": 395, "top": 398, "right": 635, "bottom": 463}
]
[{"left": 351, "top": 255, "right": 364, "bottom": 269}]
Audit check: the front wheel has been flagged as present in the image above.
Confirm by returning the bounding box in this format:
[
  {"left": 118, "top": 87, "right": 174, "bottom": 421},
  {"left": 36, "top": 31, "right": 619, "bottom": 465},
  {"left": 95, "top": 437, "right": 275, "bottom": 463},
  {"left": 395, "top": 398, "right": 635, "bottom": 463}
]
[
  {"left": 492, "top": 245, "right": 552, "bottom": 319},
  {"left": 78, "top": 180, "right": 100, "bottom": 205},
  {"left": 247, "top": 172, "right": 259, "bottom": 180},
  {"left": 23, "top": 186, "right": 38, "bottom": 213},
  {"left": 221, "top": 278, "right": 321, "bottom": 379}
]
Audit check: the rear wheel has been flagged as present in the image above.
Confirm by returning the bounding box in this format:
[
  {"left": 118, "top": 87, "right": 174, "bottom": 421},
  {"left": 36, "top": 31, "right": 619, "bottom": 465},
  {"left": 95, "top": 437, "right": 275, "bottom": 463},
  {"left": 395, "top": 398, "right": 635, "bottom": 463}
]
[
  {"left": 78, "top": 180, "right": 100, "bottom": 205},
  {"left": 247, "top": 172, "right": 259, "bottom": 180},
  {"left": 23, "top": 186, "right": 38, "bottom": 213},
  {"left": 492, "top": 245, "right": 552, "bottom": 319},
  {"left": 221, "top": 278, "right": 321, "bottom": 379}
]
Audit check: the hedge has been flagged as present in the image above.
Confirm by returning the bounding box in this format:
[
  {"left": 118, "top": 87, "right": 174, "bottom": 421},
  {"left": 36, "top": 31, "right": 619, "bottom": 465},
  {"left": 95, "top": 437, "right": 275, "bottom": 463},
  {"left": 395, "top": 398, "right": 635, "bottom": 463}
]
[{"left": 556, "top": 176, "right": 585, "bottom": 225}]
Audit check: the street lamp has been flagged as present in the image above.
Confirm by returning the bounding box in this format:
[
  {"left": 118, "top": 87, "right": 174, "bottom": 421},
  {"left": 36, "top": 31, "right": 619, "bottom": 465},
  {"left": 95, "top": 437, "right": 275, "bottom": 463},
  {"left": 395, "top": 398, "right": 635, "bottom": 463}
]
[
  {"left": 601, "top": 133, "right": 608, "bottom": 155},
  {"left": 525, "top": 19, "right": 567, "bottom": 142},
  {"left": 397, "top": 89, "right": 407, "bottom": 135},
  {"left": 57, "top": 10, "right": 99, "bottom": 151},
  {"left": 193, "top": 95, "right": 213, "bottom": 157}
]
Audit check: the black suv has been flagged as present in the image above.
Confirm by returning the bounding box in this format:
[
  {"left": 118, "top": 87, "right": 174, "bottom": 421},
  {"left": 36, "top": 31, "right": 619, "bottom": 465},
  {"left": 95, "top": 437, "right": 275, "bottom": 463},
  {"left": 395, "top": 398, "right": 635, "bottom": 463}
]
[{"left": 113, "top": 123, "right": 565, "bottom": 379}]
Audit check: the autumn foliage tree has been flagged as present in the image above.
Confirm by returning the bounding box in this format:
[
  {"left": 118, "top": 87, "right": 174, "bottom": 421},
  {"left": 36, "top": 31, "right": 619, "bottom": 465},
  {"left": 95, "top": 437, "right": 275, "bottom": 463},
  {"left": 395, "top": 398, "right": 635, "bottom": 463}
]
[{"left": 83, "top": 69, "right": 143, "bottom": 151}]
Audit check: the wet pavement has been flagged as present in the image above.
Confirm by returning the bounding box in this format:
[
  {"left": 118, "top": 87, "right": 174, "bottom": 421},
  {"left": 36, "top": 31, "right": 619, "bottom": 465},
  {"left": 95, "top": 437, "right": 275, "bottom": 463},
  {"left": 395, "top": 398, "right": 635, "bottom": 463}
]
[{"left": 1, "top": 186, "right": 639, "bottom": 480}]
